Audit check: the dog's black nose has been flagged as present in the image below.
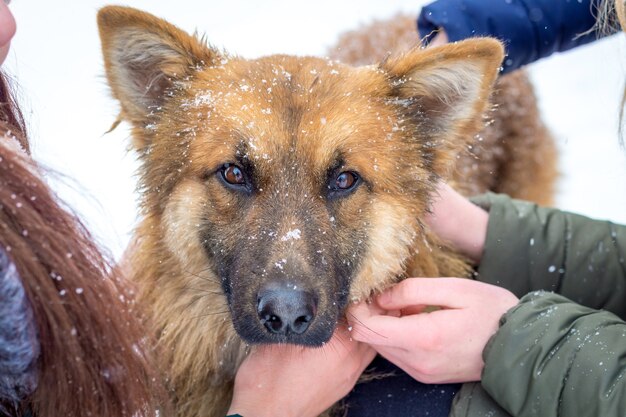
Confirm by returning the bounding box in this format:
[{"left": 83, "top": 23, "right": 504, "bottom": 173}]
[{"left": 257, "top": 287, "right": 317, "bottom": 335}]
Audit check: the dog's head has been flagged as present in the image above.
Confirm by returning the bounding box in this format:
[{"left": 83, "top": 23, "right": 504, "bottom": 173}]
[{"left": 98, "top": 7, "right": 503, "bottom": 346}]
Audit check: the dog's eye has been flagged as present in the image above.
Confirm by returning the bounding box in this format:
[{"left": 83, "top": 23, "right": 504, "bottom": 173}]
[
  {"left": 328, "top": 171, "right": 360, "bottom": 198},
  {"left": 221, "top": 163, "right": 246, "bottom": 185},
  {"left": 335, "top": 172, "right": 358, "bottom": 190}
]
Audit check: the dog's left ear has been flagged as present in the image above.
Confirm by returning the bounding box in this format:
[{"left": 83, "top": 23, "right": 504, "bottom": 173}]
[
  {"left": 97, "top": 6, "right": 220, "bottom": 132},
  {"left": 381, "top": 38, "right": 504, "bottom": 177}
]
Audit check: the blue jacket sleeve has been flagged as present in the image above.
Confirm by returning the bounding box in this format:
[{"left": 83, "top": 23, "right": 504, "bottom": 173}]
[{"left": 418, "top": 0, "right": 604, "bottom": 73}]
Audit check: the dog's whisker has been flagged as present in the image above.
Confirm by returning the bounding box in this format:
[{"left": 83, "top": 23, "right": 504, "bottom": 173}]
[
  {"left": 178, "top": 295, "right": 206, "bottom": 312},
  {"left": 190, "top": 265, "right": 219, "bottom": 275},
  {"left": 178, "top": 285, "right": 223, "bottom": 296},
  {"left": 318, "top": 342, "right": 333, "bottom": 360},
  {"left": 189, "top": 310, "right": 230, "bottom": 320},
  {"left": 345, "top": 311, "right": 387, "bottom": 339},
  {"left": 178, "top": 294, "right": 230, "bottom": 318},
  {"left": 183, "top": 269, "right": 220, "bottom": 284},
  {"left": 346, "top": 326, "right": 375, "bottom": 342},
  {"left": 334, "top": 336, "right": 350, "bottom": 354}
]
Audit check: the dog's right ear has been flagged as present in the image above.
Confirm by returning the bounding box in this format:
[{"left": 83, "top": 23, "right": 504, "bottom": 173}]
[
  {"left": 97, "top": 6, "right": 219, "bottom": 130},
  {"left": 380, "top": 38, "right": 504, "bottom": 179}
]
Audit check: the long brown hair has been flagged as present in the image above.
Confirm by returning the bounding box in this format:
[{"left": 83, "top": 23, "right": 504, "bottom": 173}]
[{"left": 0, "top": 72, "right": 167, "bottom": 416}]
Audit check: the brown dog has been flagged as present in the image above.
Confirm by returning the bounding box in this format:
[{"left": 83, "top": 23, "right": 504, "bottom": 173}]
[{"left": 99, "top": 6, "right": 527, "bottom": 416}]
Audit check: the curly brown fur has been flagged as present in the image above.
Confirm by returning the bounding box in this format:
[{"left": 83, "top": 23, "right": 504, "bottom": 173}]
[{"left": 329, "top": 13, "right": 558, "bottom": 205}]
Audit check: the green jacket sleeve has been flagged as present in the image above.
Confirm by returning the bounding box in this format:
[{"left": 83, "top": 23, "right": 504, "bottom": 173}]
[
  {"left": 472, "top": 193, "right": 626, "bottom": 318},
  {"left": 481, "top": 291, "right": 626, "bottom": 417},
  {"left": 460, "top": 193, "right": 626, "bottom": 416}
]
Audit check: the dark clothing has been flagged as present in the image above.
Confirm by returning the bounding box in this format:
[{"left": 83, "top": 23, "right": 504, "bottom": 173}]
[
  {"left": 343, "top": 356, "right": 460, "bottom": 417},
  {"left": 418, "top": 0, "right": 606, "bottom": 73}
]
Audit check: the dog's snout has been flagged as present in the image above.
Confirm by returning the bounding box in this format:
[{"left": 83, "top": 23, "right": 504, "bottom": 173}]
[{"left": 257, "top": 286, "right": 317, "bottom": 336}]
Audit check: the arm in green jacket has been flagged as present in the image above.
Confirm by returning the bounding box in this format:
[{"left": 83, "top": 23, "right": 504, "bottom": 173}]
[
  {"left": 471, "top": 194, "right": 626, "bottom": 417},
  {"left": 482, "top": 291, "right": 626, "bottom": 417},
  {"left": 473, "top": 193, "right": 626, "bottom": 318}
]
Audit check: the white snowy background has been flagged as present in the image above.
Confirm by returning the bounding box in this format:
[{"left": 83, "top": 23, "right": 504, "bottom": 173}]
[{"left": 5, "top": 1, "right": 626, "bottom": 258}]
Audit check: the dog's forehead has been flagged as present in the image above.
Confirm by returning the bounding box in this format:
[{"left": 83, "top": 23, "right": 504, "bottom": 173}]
[{"left": 180, "top": 55, "right": 397, "bottom": 168}]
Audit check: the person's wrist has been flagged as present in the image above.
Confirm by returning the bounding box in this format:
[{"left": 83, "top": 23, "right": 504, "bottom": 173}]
[
  {"left": 227, "top": 407, "right": 294, "bottom": 417},
  {"left": 228, "top": 400, "right": 312, "bottom": 417},
  {"left": 227, "top": 402, "right": 260, "bottom": 417},
  {"left": 227, "top": 406, "right": 253, "bottom": 417},
  {"left": 227, "top": 399, "right": 252, "bottom": 417},
  {"left": 227, "top": 400, "right": 288, "bottom": 417},
  {"left": 459, "top": 201, "right": 488, "bottom": 263},
  {"left": 428, "top": 183, "right": 488, "bottom": 263}
]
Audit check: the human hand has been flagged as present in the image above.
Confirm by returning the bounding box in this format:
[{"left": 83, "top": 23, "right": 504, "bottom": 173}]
[
  {"left": 227, "top": 327, "right": 376, "bottom": 417},
  {"left": 347, "top": 278, "right": 518, "bottom": 384},
  {"left": 427, "top": 182, "right": 488, "bottom": 263}
]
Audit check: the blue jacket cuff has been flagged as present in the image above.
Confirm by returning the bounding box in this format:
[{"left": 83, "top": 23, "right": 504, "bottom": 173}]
[{"left": 418, "top": 0, "right": 601, "bottom": 74}]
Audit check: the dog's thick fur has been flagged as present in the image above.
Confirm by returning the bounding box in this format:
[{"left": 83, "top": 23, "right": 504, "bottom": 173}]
[
  {"left": 98, "top": 7, "right": 550, "bottom": 416},
  {"left": 329, "top": 14, "right": 558, "bottom": 204}
]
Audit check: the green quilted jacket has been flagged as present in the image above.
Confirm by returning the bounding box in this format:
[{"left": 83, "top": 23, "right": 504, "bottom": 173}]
[{"left": 450, "top": 193, "right": 626, "bottom": 417}]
